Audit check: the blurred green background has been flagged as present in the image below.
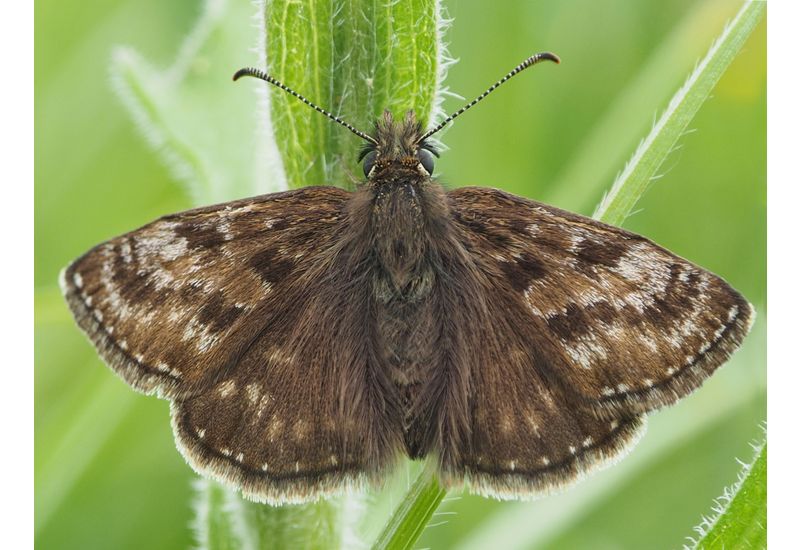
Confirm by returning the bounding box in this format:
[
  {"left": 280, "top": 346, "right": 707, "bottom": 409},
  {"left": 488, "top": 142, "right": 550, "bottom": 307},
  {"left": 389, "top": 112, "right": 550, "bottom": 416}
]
[{"left": 35, "top": 0, "right": 765, "bottom": 548}]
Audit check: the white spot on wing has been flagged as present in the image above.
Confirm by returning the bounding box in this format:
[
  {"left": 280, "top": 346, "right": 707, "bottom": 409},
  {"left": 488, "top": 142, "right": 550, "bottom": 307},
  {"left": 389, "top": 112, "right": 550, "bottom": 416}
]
[
  {"left": 564, "top": 334, "right": 608, "bottom": 370},
  {"left": 268, "top": 418, "right": 284, "bottom": 442},
  {"left": 135, "top": 221, "right": 188, "bottom": 262},
  {"left": 181, "top": 315, "right": 224, "bottom": 353},
  {"left": 120, "top": 241, "right": 133, "bottom": 263},
  {"left": 293, "top": 419, "right": 309, "bottom": 440},
  {"left": 500, "top": 414, "right": 513, "bottom": 434},
  {"left": 246, "top": 383, "right": 260, "bottom": 405},
  {"left": 217, "top": 380, "right": 237, "bottom": 398},
  {"left": 638, "top": 333, "right": 659, "bottom": 352},
  {"left": 525, "top": 414, "right": 541, "bottom": 438}
]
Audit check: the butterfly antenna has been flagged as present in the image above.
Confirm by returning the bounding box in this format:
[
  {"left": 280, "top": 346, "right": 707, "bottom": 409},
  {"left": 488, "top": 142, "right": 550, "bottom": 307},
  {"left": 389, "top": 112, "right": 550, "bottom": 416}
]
[
  {"left": 233, "top": 68, "right": 378, "bottom": 145},
  {"left": 417, "top": 52, "right": 560, "bottom": 142}
]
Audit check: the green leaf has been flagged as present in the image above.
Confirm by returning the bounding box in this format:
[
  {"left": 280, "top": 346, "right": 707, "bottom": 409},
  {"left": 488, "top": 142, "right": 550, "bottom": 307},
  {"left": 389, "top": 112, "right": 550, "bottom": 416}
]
[
  {"left": 688, "top": 439, "right": 766, "bottom": 549},
  {"left": 593, "top": 0, "right": 765, "bottom": 226}
]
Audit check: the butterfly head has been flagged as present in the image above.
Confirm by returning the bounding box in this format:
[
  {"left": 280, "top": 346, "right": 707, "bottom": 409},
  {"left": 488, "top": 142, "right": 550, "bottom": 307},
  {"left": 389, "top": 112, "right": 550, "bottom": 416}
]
[{"left": 358, "top": 111, "right": 439, "bottom": 182}]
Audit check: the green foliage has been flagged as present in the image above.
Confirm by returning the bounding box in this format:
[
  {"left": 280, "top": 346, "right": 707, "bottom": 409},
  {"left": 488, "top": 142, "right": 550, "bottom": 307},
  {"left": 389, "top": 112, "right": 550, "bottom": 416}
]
[
  {"left": 594, "top": 0, "right": 765, "bottom": 226},
  {"left": 34, "top": 0, "right": 766, "bottom": 548},
  {"left": 264, "top": 0, "right": 447, "bottom": 188},
  {"left": 193, "top": 482, "right": 360, "bottom": 550},
  {"left": 689, "top": 439, "right": 767, "bottom": 549},
  {"left": 110, "top": 0, "right": 277, "bottom": 202},
  {"left": 372, "top": 469, "right": 448, "bottom": 550}
]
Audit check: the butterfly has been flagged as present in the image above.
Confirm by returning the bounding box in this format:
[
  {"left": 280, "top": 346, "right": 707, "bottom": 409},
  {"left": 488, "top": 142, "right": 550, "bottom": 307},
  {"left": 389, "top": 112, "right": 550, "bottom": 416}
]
[{"left": 60, "top": 53, "right": 753, "bottom": 504}]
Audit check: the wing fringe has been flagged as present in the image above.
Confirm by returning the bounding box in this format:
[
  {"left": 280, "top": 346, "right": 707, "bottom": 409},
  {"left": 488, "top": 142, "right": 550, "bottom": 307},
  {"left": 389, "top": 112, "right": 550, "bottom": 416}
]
[{"left": 449, "top": 415, "right": 646, "bottom": 500}]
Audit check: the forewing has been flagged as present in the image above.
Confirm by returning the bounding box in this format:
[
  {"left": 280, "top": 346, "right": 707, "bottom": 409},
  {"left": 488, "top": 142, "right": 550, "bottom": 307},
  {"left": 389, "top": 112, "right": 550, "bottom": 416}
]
[
  {"left": 449, "top": 187, "right": 754, "bottom": 420},
  {"left": 61, "top": 187, "right": 351, "bottom": 399}
]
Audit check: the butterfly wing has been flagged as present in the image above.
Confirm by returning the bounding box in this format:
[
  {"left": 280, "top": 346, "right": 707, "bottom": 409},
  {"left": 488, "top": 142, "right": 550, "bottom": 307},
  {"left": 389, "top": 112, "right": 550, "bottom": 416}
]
[
  {"left": 62, "top": 186, "right": 403, "bottom": 503},
  {"left": 443, "top": 186, "right": 753, "bottom": 497}
]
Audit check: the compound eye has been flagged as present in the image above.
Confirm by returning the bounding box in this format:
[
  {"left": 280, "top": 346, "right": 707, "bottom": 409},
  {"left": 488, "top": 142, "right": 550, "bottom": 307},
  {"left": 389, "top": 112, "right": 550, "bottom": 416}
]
[
  {"left": 362, "top": 151, "right": 377, "bottom": 177},
  {"left": 417, "top": 148, "right": 435, "bottom": 175}
]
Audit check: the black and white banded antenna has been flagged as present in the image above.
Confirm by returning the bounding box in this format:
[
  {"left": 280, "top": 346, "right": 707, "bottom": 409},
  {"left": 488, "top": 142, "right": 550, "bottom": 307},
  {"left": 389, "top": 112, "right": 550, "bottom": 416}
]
[
  {"left": 417, "top": 52, "right": 560, "bottom": 143},
  {"left": 233, "top": 67, "right": 379, "bottom": 145}
]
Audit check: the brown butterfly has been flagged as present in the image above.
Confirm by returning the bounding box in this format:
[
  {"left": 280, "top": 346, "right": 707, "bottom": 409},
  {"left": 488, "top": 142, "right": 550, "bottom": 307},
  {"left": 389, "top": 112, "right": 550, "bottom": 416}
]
[{"left": 60, "top": 53, "right": 753, "bottom": 504}]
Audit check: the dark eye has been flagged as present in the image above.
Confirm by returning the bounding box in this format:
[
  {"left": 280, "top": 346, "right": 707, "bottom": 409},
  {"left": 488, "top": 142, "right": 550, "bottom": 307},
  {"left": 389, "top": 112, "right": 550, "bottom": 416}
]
[
  {"left": 417, "top": 149, "right": 435, "bottom": 175},
  {"left": 362, "top": 151, "right": 377, "bottom": 177}
]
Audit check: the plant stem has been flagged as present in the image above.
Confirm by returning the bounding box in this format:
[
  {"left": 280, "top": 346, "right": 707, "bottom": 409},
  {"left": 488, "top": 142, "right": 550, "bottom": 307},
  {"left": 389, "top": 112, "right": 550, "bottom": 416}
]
[{"left": 371, "top": 467, "right": 448, "bottom": 550}]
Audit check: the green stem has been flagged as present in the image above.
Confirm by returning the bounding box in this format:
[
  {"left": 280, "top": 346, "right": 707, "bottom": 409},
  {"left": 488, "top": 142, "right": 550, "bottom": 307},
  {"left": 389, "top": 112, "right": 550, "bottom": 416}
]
[
  {"left": 371, "top": 467, "right": 448, "bottom": 550},
  {"left": 193, "top": 480, "right": 241, "bottom": 550}
]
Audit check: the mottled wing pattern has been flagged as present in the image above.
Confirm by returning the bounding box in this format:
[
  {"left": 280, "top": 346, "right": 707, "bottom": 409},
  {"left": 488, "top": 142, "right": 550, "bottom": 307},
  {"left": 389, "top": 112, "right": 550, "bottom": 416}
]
[
  {"left": 61, "top": 187, "right": 345, "bottom": 399},
  {"left": 61, "top": 186, "right": 401, "bottom": 503},
  {"left": 445, "top": 186, "right": 752, "bottom": 496},
  {"left": 170, "top": 267, "right": 403, "bottom": 503},
  {"left": 462, "top": 303, "right": 646, "bottom": 498}
]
